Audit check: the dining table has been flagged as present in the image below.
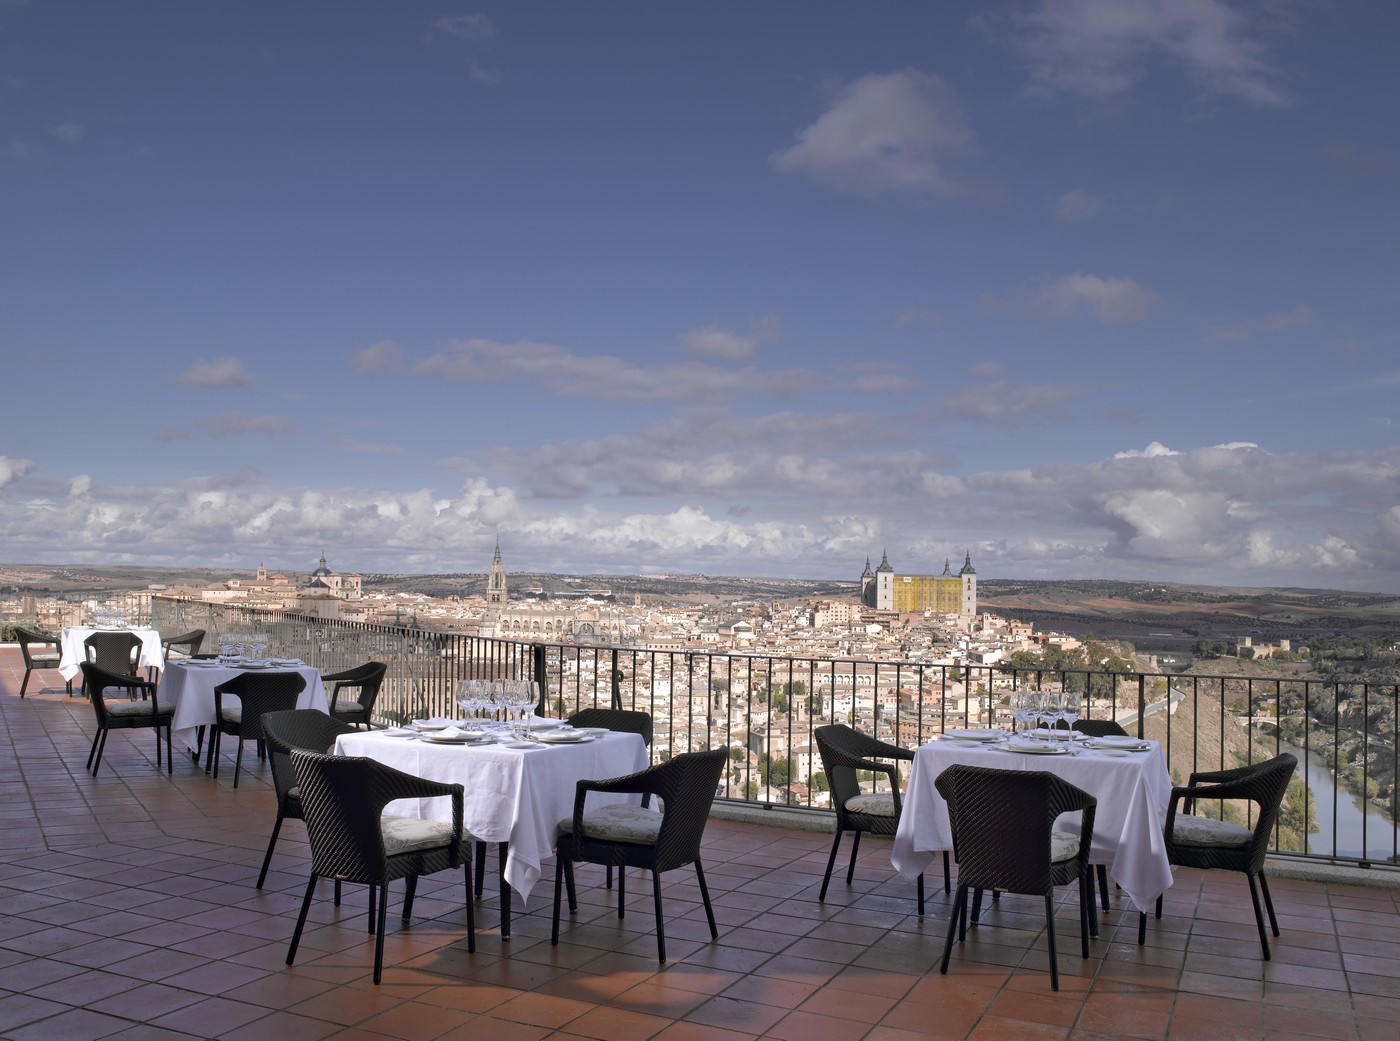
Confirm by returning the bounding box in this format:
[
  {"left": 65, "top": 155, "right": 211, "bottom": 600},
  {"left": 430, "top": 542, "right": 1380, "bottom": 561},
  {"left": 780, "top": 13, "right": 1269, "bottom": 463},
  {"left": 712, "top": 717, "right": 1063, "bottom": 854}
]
[
  {"left": 335, "top": 722, "right": 649, "bottom": 937},
  {"left": 890, "top": 730, "right": 1174, "bottom": 914},
  {"left": 163, "top": 659, "right": 327, "bottom": 755},
  {"left": 58, "top": 626, "right": 165, "bottom": 683}
]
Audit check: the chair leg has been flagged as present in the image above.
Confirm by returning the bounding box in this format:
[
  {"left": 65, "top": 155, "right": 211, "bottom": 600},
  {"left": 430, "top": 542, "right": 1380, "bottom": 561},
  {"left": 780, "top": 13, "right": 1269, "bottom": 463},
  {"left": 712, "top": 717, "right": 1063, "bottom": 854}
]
[
  {"left": 257, "top": 816, "right": 284, "bottom": 889},
  {"left": 1080, "top": 875, "right": 1093, "bottom": 955},
  {"left": 1258, "top": 871, "right": 1280, "bottom": 936},
  {"left": 497, "top": 842, "right": 511, "bottom": 939},
  {"left": 286, "top": 874, "right": 318, "bottom": 966},
  {"left": 403, "top": 875, "right": 418, "bottom": 920},
  {"left": 564, "top": 852, "right": 578, "bottom": 911},
  {"left": 819, "top": 829, "right": 843, "bottom": 901},
  {"left": 163, "top": 722, "right": 172, "bottom": 775},
  {"left": 917, "top": 872, "right": 926, "bottom": 917},
  {"left": 940, "top": 886, "right": 966, "bottom": 975},
  {"left": 232, "top": 737, "right": 245, "bottom": 788},
  {"left": 368, "top": 882, "right": 378, "bottom": 934},
  {"left": 334, "top": 880, "right": 342, "bottom": 906},
  {"left": 1246, "top": 872, "right": 1272, "bottom": 960},
  {"left": 652, "top": 868, "right": 667, "bottom": 964},
  {"left": 1096, "top": 864, "right": 1111, "bottom": 911},
  {"left": 552, "top": 857, "right": 566, "bottom": 946},
  {"left": 617, "top": 860, "right": 626, "bottom": 919},
  {"left": 1045, "top": 892, "right": 1060, "bottom": 991},
  {"left": 845, "top": 830, "right": 862, "bottom": 885},
  {"left": 474, "top": 840, "right": 486, "bottom": 896},
  {"left": 373, "top": 881, "right": 390, "bottom": 984},
  {"left": 20, "top": 668, "right": 31, "bottom": 697},
  {"left": 943, "top": 850, "right": 952, "bottom": 894},
  {"left": 695, "top": 858, "right": 718, "bottom": 939},
  {"left": 90, "top": 730, "right": 110, "bottom": 776},
  {"left": 463, "top": 864, "right": 476, "bottom": 952},
  {"left": 1138, "top": 911, "right": 1147, "bottom": 945},
  {"left": 87, "top": 730, "right": 102, "bottom": 772}
]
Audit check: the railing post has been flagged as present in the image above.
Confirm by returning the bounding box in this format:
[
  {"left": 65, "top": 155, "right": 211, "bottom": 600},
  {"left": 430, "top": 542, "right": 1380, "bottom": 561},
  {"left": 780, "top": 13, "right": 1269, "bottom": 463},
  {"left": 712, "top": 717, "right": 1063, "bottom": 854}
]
[
  {"left": 610, "top": 648, "right": 622, "bottom": 710},
  {"left": 530, "top": 642, "right": 548, "bottom": 715}
]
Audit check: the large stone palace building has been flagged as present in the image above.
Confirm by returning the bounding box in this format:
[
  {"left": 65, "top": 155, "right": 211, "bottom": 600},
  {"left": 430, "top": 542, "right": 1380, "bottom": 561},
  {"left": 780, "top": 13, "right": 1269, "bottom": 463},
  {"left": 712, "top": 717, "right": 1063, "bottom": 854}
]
[{"left": 860, "top": 550, "right": 977, "bottom": 621}]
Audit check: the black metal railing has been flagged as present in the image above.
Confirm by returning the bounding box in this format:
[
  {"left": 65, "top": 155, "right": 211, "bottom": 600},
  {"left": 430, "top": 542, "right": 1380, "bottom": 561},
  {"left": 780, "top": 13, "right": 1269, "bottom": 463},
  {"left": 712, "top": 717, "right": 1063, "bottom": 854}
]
[{"left": 149, "top": 596, "right": 1400, "bottom": 871}]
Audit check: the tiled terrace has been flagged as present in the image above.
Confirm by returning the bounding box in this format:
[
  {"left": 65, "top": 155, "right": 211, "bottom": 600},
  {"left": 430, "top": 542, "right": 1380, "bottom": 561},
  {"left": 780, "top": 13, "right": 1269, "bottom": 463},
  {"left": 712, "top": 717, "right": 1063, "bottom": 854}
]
[{"left": 4, "top": 648, "right": 1400, "bottom": 1041}]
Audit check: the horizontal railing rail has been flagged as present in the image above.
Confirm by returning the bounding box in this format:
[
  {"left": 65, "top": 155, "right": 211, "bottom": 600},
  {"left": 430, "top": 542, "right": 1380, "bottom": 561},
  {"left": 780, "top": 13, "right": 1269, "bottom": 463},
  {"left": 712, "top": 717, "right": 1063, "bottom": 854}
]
[{"left": 149, "top": 596, "right": 1399, "bottom": 871}]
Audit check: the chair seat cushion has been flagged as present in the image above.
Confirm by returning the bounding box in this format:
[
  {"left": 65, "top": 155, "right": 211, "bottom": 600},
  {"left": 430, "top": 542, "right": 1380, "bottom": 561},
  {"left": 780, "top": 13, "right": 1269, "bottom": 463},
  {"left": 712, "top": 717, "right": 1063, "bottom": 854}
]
[
  {"left": 1050, "top": 830, "right": 1081, "bottom": 863},
  {"left": 30, "top": 654, "right": 61, "bottom": 666},
  {"left": 332, "top": 699, "right": 366, "bottom": 716},
  {"left": 382, "top": 814, "right": 455, "bottom": 855},
  {"left": 219, "top": 704, "right": 243, "bottom": 723},
  {"left": 105, "top": 697, "right": 175, "bottom": 718},
  {"left": 1172, "top": 813, "right": 1252, "bottom": 847},
  {"left": 559, "top": 804, "right": 662, "bottom": 845},
  {"left": 845, "top": 793, "right": 897, "bottom": 817}
]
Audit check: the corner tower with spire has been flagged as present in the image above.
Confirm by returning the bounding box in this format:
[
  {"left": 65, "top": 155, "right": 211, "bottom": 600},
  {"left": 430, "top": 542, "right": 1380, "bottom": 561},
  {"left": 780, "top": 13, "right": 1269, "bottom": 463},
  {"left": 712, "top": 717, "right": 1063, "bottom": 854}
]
[{"left": 486, "top": 537, "right": 508, "bottom": 606}]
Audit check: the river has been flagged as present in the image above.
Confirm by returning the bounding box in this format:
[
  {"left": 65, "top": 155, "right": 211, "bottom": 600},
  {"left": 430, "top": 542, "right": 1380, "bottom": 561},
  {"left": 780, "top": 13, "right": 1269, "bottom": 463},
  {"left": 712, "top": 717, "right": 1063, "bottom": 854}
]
[{"left": 1280, "top": 738, "right": 1396, "bottom": 862}]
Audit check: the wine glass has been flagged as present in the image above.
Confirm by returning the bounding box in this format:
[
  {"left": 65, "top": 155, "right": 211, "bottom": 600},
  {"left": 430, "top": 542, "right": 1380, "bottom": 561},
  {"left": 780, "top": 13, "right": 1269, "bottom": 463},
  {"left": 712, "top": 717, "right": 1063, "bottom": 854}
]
[
  {"left": 1060, "top": 691, "right": 1081, "bottom": 751},
  {"left": 456, "top": 679, "right": 482, "bottom": 730},
  {"left": 1010, "top": 690, "right": 1032, "bottom": 735},
  {"left": 1043, "top": 691, "right": 1067, "bottom": 747}
]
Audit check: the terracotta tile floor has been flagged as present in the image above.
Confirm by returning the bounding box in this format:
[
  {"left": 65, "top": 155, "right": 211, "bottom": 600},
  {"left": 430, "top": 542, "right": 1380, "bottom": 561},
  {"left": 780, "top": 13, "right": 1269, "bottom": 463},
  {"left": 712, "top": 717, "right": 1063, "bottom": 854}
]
[{"left": 5, "top": 649, "right": 1400, "bottom": 1040}]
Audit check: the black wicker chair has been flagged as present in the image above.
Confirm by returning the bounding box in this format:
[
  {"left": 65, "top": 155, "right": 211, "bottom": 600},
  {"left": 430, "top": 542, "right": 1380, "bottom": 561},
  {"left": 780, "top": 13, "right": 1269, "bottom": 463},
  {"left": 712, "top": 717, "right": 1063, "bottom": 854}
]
[
  {"left": 257, "top": 709, "right": 358, "bottom": 889},
  {"left": 286, "top": 749, "right": 474, "bottom": 984},
  {"left": 1073, "top": 718, "right": 1130, "bottom": 738},
  {"left": 935, "top": 764, "right": 1098, "bottom": 991},
  {"left": 1147, "top": 752, "right": 1297, "bottom": 958},
  {"left": 205, "top": 671, "right": 306, "bottom": 787},
  {"left": 567, "top": 708, "right": 654, "bottom": 747},
  {"left": 80, "top": 661, "right": 175, "bottom": 777},
  {"left": 84, "top": 631, "right": 142, "bottom": 694},
  {"left": 322, "top": 661, "right": 388, "bottom": 729},
  {"left": 161, "top": 629, "right": 206, "bottom": 660},
  {"left": 16, "top": 626, "right": 67, "bottom": 697},
  {"left": 552, "top": 746, "right": 727, "bottom": 963},
  {"left": 814, "top": 723, "right": 947, "bottom": 906}
]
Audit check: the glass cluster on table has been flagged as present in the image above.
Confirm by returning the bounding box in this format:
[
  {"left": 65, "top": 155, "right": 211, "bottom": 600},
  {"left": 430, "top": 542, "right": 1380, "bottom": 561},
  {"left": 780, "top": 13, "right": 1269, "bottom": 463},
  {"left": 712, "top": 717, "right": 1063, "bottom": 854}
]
[
  {"left": 1009, "top": 689, "right": 1082, "bottom": 750},
  {"left": 455, "top": 679, "right": 541, "bottom": 738}
]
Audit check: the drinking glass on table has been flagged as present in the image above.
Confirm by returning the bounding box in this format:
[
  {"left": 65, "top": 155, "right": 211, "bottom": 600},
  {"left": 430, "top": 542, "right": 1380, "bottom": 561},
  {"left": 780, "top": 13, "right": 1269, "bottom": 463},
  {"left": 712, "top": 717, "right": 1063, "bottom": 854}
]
[
  {"left": 1010, "top": 691, "right": 1032, "bottom": 735},
  {"left": 1060, "top": 691, "right": 1081, "bottom": 751},
  {"left": 1043, "top": 691, "right": 1066, "bottom": 746}
]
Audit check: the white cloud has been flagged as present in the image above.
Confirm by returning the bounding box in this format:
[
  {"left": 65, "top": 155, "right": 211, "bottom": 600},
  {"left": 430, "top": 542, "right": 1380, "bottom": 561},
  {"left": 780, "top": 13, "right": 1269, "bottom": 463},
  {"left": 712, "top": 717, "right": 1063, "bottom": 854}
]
[
  {"left": 0, "top": 455, "right": 34, "bottom": 487},
  {"left": 432, "top": 14, "right": 495, "bottom": 41},
  {"left": 175, "top": 356, "right": 255, "bottom": 389},
  {"left": 679, "top": 314, "right": 782, "bottom": 361},
  {"left": 415, "top": 338, "right": 828, "bottom": 402},
  {"left": 935, "top": 379, "right": 1095, "bottom": 427},
  {"left": 998, "top": 0, "right": 1289, "bottom": 106},
  {"left": 1053, "top": 188, "right": 1106, "bottom": 220},
  {"left": 353, "top": 339, "right": 405, "bottom": 374},
  {"left": 52, "top": 121, "right": 84, "bottom": 143},
  {"left": 771, "top": 69, "right": 975, "bottom": 196},
  {"left": 1208, "top": 305, "right": 1314, "bottom": 342},
  {"left": 1030, "top": 273, "right": 1158, "bottom": 322}
]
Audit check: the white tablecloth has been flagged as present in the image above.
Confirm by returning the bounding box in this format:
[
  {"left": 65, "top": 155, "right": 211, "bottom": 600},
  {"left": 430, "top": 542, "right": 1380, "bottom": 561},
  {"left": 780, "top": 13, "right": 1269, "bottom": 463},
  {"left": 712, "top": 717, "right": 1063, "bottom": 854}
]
[
  {"left": 891, "top": 738, "right": 1174, "bottom": 913},
  {"left": 164, "top": 661, "right": 327, "bottom": 752},
  {"left": 59, "top": 627, "right": 164, "bottom": 682},
  {"left": 334, "top": 729, "right": 648, "bottom": 902}
]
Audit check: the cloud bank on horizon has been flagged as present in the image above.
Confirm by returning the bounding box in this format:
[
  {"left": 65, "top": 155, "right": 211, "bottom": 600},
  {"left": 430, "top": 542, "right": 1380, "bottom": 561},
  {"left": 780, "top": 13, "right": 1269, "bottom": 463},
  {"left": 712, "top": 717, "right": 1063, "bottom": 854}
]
[{"left": 2, "top": 1, "right": 1397, "bottom": 591}]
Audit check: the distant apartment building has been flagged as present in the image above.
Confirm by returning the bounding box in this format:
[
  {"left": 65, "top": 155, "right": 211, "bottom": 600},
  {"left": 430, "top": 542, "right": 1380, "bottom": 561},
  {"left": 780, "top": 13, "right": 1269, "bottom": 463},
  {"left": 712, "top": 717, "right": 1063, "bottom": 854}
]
[{"left": 859, "top": 550, "right": 977, "bottom": 622}]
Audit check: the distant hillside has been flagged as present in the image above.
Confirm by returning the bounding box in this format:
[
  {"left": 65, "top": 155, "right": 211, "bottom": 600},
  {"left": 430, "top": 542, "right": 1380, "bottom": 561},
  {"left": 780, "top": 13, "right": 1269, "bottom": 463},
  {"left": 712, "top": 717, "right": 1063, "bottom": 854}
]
[{"left": 978, "top": 578, "right": 1400, "bottom": 648}]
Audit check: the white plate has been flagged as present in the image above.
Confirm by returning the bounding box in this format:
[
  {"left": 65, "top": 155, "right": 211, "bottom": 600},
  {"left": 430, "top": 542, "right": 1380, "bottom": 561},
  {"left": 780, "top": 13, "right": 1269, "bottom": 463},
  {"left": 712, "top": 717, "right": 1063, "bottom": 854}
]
[
  {"left": 498, "top": 739, "right": 537, "bottom": 749},
  {"left": 411, "top": 719, "right": 455, "bottom": 731},
  {"left": 1093, "top": 748, "right": 1136, "bottom": 757},
  {"left": 575, "top": 727, "right": 609, "bottom": 737},
  {"left": 422, "top": 732, "right": 490, "bottom": 744},
  {"left": 942, "top": 729, "right": 1004, "bottom": 742},
  {"left": 537, "top": 732, "right": 593, "bottom": 744},
  {"left": 520, "top": 718, "right": 564, "bottom": 731},
  {"left": 1090, "top": 736, "right": 1149, "bottom": 749},
  {"left": 1004, "top": 743, "right": 1069, "bottom": 755}
]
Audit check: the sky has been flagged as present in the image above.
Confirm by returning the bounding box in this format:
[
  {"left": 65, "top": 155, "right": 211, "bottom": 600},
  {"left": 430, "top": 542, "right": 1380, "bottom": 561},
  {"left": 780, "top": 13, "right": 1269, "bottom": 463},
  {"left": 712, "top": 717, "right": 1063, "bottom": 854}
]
[{"left": 2, "top": 2, "right": 1399, "bottom": 591}]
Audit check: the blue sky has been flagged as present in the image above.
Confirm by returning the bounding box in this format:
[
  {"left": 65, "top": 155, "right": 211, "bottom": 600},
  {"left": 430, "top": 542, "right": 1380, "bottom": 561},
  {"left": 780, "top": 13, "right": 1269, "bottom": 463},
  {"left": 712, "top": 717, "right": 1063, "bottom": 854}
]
[{"left": 3, "top": 1, "right": 1398, "bottom": 591}]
